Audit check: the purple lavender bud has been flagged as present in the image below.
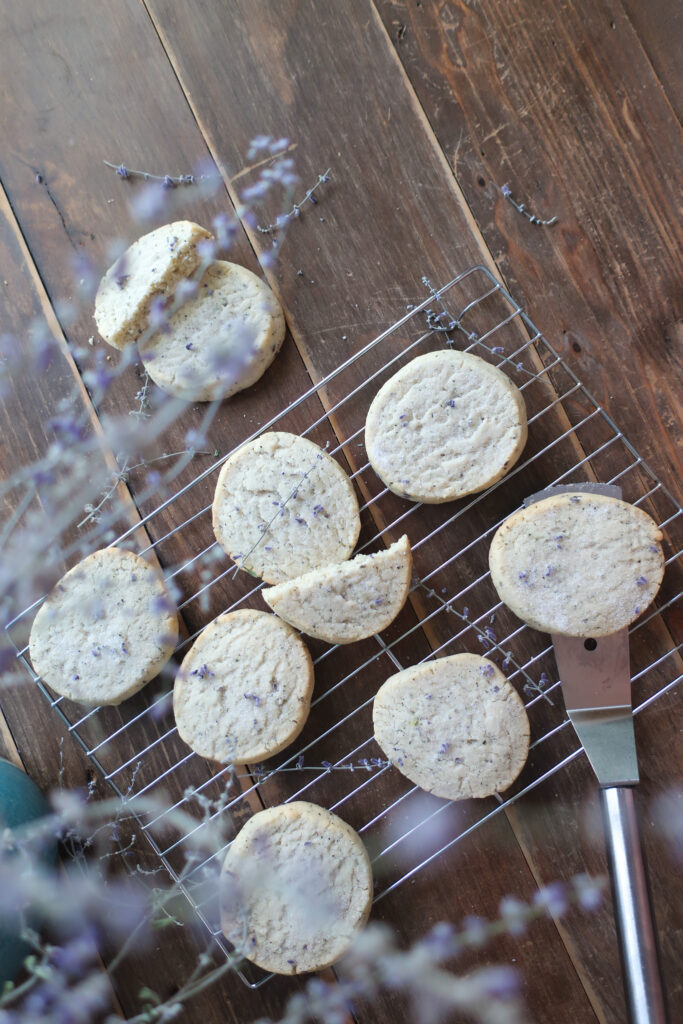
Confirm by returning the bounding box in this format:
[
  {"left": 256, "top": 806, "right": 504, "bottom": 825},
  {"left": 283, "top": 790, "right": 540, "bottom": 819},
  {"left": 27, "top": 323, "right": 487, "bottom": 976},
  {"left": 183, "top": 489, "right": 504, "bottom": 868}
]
[
  {"left": 480, "top": 965, "right": 521, "bottom": 999},
  {"left": 35, "top": 172, "right": 43, "bottom": 183},
  {"left": 185, "top": 342, "right": 194, "bottom": 351},
  {"left": 162, "top": 174, "right": 176, "bottom": 189},
  {"left": 636, "top": 575, "right": 647, "bottom": 586},
  {"left": 321, "top": 760, "right": 331, "bottom": 769},
  {"left": 499, "top": 895, "right": 528, "bottom": 935},
  {"left": 501, "top": 184, "right": 512, "bottom": 197},
  {"left": 296, "top": 754, "right": 304, "bottom": 769},
  {"left": 241, "top": 180, "right": 270, "bottom": 202},
  {"left": 116, "top": 164, "right": 129, "bottom": 178},
  {"left": 491, "top": 345, "right": 504, "bottom": 354},
  {"left": 309, "top": 193, "right": 318, "bottom": 204},
  {"left": 438, "top": 741, "right": 451, "bottom": 755},
  {"left": 573, "top": 873, "right": 604, "bottom": 911},
  {"left": 533, "top": 881, "right": 568, "bottom": 916}
]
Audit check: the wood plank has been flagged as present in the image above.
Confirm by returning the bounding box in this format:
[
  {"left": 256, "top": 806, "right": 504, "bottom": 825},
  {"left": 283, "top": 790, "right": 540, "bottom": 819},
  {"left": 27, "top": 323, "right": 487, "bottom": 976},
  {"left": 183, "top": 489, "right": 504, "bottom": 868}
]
[
  {"left": 375, "top": 0, "right": 683, "bottom": 503},
  {"left": 621, "top": 0, "right": 683, "bottom": 118}
]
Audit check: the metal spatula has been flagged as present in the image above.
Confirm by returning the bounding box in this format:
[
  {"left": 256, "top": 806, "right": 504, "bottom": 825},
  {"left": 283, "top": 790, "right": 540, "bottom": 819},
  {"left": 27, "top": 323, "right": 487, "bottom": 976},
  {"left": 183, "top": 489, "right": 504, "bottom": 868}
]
[{"left": 524, "top": 483, "right": 667, "bottom": 1024}]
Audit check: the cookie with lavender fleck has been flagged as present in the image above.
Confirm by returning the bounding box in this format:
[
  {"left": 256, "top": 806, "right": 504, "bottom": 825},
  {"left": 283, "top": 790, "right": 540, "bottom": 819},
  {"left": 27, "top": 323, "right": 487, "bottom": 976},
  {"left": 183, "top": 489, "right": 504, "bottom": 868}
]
[
  {"left": 262, "top": 535, "right": 412, "bottom": 644},
  {"left": 212, "top": 431, "right": 361, "bottom": 584},
  {"left": 173, "top": 610, "right": 313, "bottom": 763},
  {"left": 139, "top": 261, "right": 286, "bottom": 402},
  {"left": 364, "top": 350, "right": 527, "bottom": 503},
  {"left": 29, "top": 548, "right": 178, "bottom": 706},
  {"left": 489, "top": 492, "right": 665, "bottom": 637},
  {"left": 220, "top": 801, "right": 373, "bottom": 974},
  {"left": 94, "top": 220, "right": 212, "bottom": 350},
  {"left": 373, "top": 653, "right": 529, "bottom": 800}
]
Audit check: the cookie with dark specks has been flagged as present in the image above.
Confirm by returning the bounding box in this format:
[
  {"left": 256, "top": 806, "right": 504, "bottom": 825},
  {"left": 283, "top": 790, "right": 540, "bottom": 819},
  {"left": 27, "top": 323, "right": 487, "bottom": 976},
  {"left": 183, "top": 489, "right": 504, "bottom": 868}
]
[
  {"left": 364, "top": 350, "right": 527, "bottom": 503},
  {"left": 220, "top": 801, "right": 373, "bottom": 974},
  {"left": 212, "top": 431, "right": 361, "bottom": 584},
  {"left": 94, "top": 221, "right": 212, "bottom": 349},
  {"left": 262, "top": 535, "right": 412, "bottom": 644},
  {"left": 373, "top": 653, "right": 529, "bottom": 800},
  {"left": 139, "top": 260, "right": 285, "bottom": 401},
  {"left": 173, "top": 609, "right": 313, "bottom": 764},
  {"left": 489, "top": 492, "right": 664, "bottom": 636},
  {"left": 29, "top": 548, "right": 178, "bottom": 706}
]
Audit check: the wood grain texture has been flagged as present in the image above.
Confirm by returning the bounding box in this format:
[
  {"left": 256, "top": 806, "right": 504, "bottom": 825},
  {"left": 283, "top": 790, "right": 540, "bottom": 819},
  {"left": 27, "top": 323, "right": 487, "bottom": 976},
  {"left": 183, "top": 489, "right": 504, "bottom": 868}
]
[
  {"left": 376, "top": 0, "right": 683, "bottom": 503},
  {"left": 621, "top": 0, "right": 683, "bottom": 118},
  {"left": 0, "top": 0, "right": 680, "bottom": 1022}
]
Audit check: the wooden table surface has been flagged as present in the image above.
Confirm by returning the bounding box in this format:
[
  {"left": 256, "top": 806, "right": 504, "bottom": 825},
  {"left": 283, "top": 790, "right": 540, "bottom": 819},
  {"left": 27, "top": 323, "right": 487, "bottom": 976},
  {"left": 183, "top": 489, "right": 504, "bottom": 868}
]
[{"left": 1, "top": 2, "right": 681, "bottom": 1021}]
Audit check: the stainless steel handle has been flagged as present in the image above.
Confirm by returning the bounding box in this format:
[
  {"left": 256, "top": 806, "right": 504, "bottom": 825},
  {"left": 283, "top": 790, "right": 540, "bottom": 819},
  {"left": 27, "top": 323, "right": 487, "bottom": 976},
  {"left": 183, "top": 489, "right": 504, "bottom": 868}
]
[{"left": 601, "top": 787, "right": 667, "bottom": 1024}]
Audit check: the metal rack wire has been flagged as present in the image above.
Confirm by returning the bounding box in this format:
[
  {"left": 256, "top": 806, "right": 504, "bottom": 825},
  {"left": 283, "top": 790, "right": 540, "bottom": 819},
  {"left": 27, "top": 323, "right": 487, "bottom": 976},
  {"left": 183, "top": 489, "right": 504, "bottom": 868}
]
[{"left": 8, "top": 265, "right": 682, "bottom": 988}]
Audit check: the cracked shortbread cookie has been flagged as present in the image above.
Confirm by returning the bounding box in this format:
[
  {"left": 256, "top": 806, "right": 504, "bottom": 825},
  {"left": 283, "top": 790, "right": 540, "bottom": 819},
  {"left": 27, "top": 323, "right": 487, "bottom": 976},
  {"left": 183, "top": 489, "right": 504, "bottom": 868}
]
[
  {"left": 139, "top": 260, "right": 286, "bottom": 401},
  {"left": 488, "top": 491, "right": 665, "bottom": 637},
  {"left": 220, "top": 801, "right": 373, "bottom": 974},
  {"left": 364, "top": 350, "right": 527, "bottom": 503},
  {"left": 212, "top": 431, "right": 361, "bottom": 584},
  {"left": 173, "top": 610, "right": 313, "bottom": 763},
  {"left": 29, "top": 548, "right": 178, "bottom": 706},
  {"left": 263, "top": 535, "right": 412, "bottom": 644},
  {"left": 373, "top": 653, "right": 530, "bottom": 800},
  {"left": 94, "top": 220, "right": 212, "bottom": 349}
]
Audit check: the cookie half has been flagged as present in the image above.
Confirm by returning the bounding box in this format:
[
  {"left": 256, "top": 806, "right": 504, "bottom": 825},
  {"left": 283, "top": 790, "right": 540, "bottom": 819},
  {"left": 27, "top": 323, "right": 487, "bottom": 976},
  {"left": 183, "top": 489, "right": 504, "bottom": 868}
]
[
  {"left": 365, "top": 350, "right": 527, "bottom": 503},
  {"left": 212, "top": 431, "right": 361, "bottom": 584},
  {"left": 29, "top": 548, "right": 178, "bottom": 706},
  {"left": 373, "top": 653, "right": 530, "bottom": 800},
  {"left": 262, "top": 535, "right": 412, "bottom": 644},
  {"left": 173, "top": 610, "right": 313, "bottom": 763},
  {"left": 489, "top": 491, "right": 665, "bottom": 637},
  {"left": 94, "top": 220, "right": 212, "bottom": 350},
  {"left": 139, "top": 261, "right": 286, "bottom": 402},
  {"left": 220, "top": 801, "right": 373, "bottom": 974}
]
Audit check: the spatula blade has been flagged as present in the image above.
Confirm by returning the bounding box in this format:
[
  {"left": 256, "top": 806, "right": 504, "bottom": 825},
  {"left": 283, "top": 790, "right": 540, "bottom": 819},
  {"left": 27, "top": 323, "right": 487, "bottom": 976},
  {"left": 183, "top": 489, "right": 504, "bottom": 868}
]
[{"left": 552, "top": 630, "right": 638, "bottom": 786}]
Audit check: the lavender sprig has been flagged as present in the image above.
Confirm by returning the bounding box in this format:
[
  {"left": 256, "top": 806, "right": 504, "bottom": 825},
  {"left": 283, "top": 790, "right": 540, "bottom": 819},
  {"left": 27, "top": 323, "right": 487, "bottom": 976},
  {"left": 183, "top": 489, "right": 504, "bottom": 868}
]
[
  {"left": 103, "top": 160, "right": 197, "bottom": 186},
  {"left": 257, "top": 168, "right": 331, "bottom": 234},
  {"left": 500, "top": 183, "right": 558, "bottom": 226}
]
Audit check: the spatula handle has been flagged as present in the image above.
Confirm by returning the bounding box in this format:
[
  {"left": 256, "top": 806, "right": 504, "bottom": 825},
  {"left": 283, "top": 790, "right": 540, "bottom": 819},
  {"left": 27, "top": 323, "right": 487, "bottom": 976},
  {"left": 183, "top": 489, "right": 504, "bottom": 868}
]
[{"left": 601, "top": 787, "right": 667, "bottom": 1024}]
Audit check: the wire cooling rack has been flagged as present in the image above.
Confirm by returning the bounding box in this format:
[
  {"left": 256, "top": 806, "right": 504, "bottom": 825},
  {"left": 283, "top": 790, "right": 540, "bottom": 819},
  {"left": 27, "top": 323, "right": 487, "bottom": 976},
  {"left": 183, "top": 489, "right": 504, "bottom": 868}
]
[{"left": 8, "top": 265, "right": 683, "bottom": 987}]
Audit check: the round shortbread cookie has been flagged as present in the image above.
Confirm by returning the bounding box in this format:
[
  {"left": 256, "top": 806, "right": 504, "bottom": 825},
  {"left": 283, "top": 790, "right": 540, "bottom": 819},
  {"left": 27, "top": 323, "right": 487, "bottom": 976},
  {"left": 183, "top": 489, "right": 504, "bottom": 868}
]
[
  {"left": 29, "top": 549, "right": 178, "bottom": 706},
  {"left": 263, "top": 535, "right": 412, "bottom": 644},
  {"left": 138, "top": 261, "right": 286, "bottom": 402},
  {"left": 220, "top": 801, "right": 373, "bottom": 974},
  {"left": 489, "top": 491, "right": 665, "bottom": 637},
  {"left": 364, "top": 350, "right": 527, "bottom": 503},
  {"left": 373, "top": 653, "right": 530, "bottom": 800},
  {"left": 173, "top": 610, "right": 313, "bottom": 764},
  {"left": 94, "top": 221, "right": 212, "bottom": 350},
  {"left": 212, "top": 431, "right": 361, "bottom": 584}
]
